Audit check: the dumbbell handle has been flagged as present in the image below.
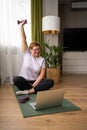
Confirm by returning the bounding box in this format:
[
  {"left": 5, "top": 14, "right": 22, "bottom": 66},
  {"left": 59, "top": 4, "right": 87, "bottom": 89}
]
[{"left": 17, "top": 19, "right": 27, "bottom": 24}]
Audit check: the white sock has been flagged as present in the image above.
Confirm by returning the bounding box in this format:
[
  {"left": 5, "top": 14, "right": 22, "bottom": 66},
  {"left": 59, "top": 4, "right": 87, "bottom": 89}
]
[{"left": 16, "top": 90, "right": 29, "bottom": 95}]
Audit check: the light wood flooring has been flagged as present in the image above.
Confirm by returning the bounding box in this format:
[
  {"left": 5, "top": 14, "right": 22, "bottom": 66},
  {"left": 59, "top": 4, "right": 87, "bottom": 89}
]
[{"left": 0, "top": 74, "right": 87, "bottom": 130}]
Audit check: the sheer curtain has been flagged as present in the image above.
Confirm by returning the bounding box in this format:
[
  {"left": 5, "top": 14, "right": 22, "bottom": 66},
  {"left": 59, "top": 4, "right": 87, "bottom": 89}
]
[{"left": 0, "top": 0, "right": 31, "bottom": 85}]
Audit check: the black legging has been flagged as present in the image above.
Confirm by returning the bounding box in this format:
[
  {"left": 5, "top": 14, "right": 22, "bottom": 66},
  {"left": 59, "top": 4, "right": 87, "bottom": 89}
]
[{"left": 13, "top": 76, "right": 54, "bottom": 93}]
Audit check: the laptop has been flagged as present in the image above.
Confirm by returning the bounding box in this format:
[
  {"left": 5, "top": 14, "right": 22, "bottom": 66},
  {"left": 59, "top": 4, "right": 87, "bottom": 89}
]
[{"left": 29, "top": 89, "right": 65, "bottom": 111}]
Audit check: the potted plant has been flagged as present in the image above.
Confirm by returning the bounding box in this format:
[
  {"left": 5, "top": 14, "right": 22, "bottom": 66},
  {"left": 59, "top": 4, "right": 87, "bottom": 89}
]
[{"left": 42, "top": 42, "right": 63, "bottom": 84}]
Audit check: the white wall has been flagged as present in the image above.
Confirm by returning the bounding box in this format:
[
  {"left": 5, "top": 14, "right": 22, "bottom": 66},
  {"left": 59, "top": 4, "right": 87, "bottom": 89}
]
[
  {"left": 59, "top": 4, "right": 87, "bottom": 29},
  {"left": 43, "top": 0, "right": 58, "bottom": 16}
]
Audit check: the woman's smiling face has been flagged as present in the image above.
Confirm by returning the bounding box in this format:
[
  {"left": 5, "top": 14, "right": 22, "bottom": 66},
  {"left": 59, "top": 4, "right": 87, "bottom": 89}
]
[{"left": 30, "top": 46, "right": 40, "bottom": 58}]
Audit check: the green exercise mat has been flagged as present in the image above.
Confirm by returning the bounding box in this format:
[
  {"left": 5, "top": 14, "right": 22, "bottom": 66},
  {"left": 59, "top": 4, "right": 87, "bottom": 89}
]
[{"left": 12, "top": 85, "right": 81, "bottom": 118}]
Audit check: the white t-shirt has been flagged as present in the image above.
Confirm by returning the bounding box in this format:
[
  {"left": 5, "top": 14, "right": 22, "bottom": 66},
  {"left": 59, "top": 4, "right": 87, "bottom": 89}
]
[{"left": 19, "top": 49, "right": 46, "bottom": 81}]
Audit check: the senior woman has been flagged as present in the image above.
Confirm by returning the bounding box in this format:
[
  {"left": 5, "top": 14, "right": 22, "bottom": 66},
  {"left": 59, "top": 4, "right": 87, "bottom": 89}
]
[{"left": 13, "top": 20, "right": 54, "bottom": 95}]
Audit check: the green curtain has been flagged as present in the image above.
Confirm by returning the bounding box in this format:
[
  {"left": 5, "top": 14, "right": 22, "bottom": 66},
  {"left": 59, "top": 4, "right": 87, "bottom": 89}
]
[{"left": 31, "top": 0, "right": 44, "bottom": 56}]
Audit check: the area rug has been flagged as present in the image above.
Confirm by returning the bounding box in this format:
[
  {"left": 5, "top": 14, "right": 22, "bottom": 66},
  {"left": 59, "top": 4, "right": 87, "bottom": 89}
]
[{"left": 12, "top": 85, "right": 81, "bottom": 118}]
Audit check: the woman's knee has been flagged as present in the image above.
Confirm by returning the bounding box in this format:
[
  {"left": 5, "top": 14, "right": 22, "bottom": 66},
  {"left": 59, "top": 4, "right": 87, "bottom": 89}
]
[
  {"left": 13, "top": 76, "right": 22, "bottom": 85},
  {"left": 13, "top": 76, "right": 17, "bottom": 85},
  {"left": 41, "top": 78, "right": 54, "bottom": 88},
  {"left": 13, "top": 76, "right": 19, "bottom": 84},
  {"left": 13, "top": 76, "right": 25, "bottom": 90},
  {"left": 34, "top": 79, "right": 54, "bottom": 93},
  {"left": 47, "top": 79, "right": 54, "bottom": 88}
]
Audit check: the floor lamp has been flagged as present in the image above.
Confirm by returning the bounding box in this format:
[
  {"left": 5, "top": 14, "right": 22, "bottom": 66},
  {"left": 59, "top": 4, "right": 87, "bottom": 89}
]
[{"left": 42, "top": 15, "right": 60, "bottom": 46}]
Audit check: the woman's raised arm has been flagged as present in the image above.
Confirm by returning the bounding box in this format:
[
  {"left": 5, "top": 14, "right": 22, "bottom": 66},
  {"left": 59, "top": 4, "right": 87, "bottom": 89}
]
[{"left": 19, "top": 20, "right": 28, "bottom": 52}]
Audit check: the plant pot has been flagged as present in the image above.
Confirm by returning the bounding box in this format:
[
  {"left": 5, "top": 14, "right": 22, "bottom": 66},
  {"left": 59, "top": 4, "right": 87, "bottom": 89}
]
[{"left": 46, "top": 67, "right": 60, "bottom": 84}]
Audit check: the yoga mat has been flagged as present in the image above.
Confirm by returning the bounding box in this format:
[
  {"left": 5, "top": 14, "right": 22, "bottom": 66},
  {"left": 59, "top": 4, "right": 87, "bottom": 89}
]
[{"left": 12, "top": 85, "right": 81, "bottom": 118}]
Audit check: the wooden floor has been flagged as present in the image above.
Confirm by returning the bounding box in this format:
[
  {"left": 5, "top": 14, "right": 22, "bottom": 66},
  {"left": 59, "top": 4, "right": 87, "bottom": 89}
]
[{"left": 0, "top": 74, "right": 87, "bottom": 130}]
